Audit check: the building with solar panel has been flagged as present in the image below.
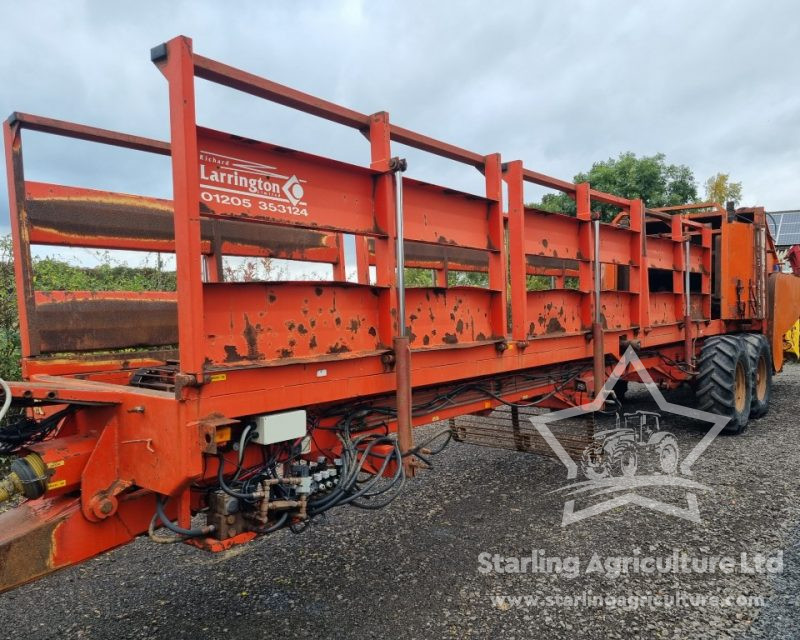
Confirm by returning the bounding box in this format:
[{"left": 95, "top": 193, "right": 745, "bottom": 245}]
[
  {"left": 767, "top": 210, "right": 800, "bottom": 249},
  {"left": 767, "top": 210, "right": 800, "bottom": 272}
]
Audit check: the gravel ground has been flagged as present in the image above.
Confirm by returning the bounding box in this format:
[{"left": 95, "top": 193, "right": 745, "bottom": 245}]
[{"left": 2, "top": 365, "right": 800, "bottom": 639}]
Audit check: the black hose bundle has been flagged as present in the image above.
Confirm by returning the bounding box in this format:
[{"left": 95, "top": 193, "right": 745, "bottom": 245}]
[
  {"left": 307, "top": 431, "right": 405, "bottom": 516},
  {"left": 148, "top": 495, "right": 214, "bottom": 543},
  {"left": 0, "top": 406, "right": 73, "bottom": 454},
  {"left": 205, "top": 365, "right": 588, "bottom": 537}
]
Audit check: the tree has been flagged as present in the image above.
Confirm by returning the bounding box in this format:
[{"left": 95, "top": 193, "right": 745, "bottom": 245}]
[
  {"left": 0, "top": 240, "right": 183, "bottom": 472},
  {"left": 0, "top": 237, "right": 20, "bottom": 382},
  {"left": 537, "top": 152, "right": 698, "bottom": 220},
  {"left": 403, "top": 268, "right": 489, "bottom": 287},
  {"left": 704, "top": 172, "right": 742, "bottom": 206}
]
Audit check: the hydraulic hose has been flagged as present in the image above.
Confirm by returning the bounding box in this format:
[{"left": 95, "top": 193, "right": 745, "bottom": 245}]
[
  {"left": 0, "top": 378, "right": 12, "bottom": 424},
  {"left": 217, "top": 454, "right": 261, "bottom": 500},
  {"left": 154, "top": 495, "right": 214, "bottom": 538},
  {"left": 252, "top": 511, "right": 289, "bottom": 534}
]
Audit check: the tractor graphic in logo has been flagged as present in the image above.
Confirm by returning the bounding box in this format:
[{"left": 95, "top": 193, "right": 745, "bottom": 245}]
[
  {"left": 580, "top": 410, "right": 680, "bottom": 480},
  {"left": 534, "top": 347, "right": 724, "bottom": 525}
]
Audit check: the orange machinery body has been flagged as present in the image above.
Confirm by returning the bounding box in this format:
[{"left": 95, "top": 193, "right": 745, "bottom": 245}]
[{"left": 0, "top": 35, "right": 796, "bottom": 592}]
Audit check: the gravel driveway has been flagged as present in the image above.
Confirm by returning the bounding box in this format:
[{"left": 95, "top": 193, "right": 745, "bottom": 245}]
[{"left": 2, "top": 365, "right": 800, "bottom": 639}]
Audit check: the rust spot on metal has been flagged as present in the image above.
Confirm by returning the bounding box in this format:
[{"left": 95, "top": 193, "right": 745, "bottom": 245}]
[
  {"left": 314, "top": 287, "right": 323, "bottom": 297},
  {"left": 309, "top": 336, "right": 317, "bottom": 349},
  {"left": 268, "top": 294, "right": 277, "bottom": 303},
  {"left": 36, "top": 297, "right": 177, "bottom": 354},
  {"left": 278, "top": 348, "right": 293, "bottom": 358},
  {"left": 26, "top": 192, "right": 335, "bottom": 262},
  {"left": 327, "top": 343, "right": 351, "bottom": 354},
  {"left": 242, "top": 315, "right": 263, "bottom": 359},
  {"left": 546, "top": 317, "right": 565, "bottom": 334},
  {"left": 297, "top": 324, "right": 308, "bottom": 335},
  {"left": 348, "top": 318, "right": 360, "bottom": 333},
  {"left": 442, "top": 333, "right": 458, "bottom": 344},
  {"left": 423, "top": 335, "right": 430, "bottom": 345},
  {"left": 456, "top": 319, "right": 464, "bottom": 334},
  {"left": 0, "top": 503, "right": 63, "bottom": 592},
  {"left": 368, "top": 326, "right": 377, "bottom": 336},
  {"left": 224, "top": 345, "right": 242, "bottom": 362},
  {"left": 476, "top": 332, "right": 487, "bottom": 341}
]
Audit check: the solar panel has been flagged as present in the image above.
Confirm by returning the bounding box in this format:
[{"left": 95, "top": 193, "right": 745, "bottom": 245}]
[{"left": 767, "top": 210, "right": 800, "bottom": 246}]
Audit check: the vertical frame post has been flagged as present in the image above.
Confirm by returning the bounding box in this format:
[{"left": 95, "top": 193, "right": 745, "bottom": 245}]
[
  {"left": 354, "top": 236, "right": 370, "bottom": 284},
  {"left": 505, "top": 160, "right": 527, "bottom": 342},
  {"left": 433, "top": 266, "right": 448, "bottom": 287},
  {"left": 576, "top": 183, "right": 593, "bottom": 329},
  {"left": 684, "top": 233, "right": 693, "bottom": 365},
  {"left": 670, "top": 215, "right": 685, "bottom": 320},
  {"left": 332, "top": 233, "right": 347, "bottom": 281},
  {"left": 671, "top": 215, "right": 692, "bottom": 364},
  {"left": 701, "top": 225, "right": 712, "bottom": 319},
  {"left": 394, "top": 166, "right": 407, "bottom": 331},
  {"left": 369, "top": 112, "right": 398, "bottom": 344},
  {"left": 631, "top": 199, "right": 649, "bottom": 329},
  {"left": 576, "top": 183, "right": 605, "bottom": 393},
  {"left": 484, "top": 153, "right": 507, "bottom": 340},
  {"left": 153, "top": 36, "right": 205, "bottom": 380},
  {"left": 3, "top": 119, "right": 37, "bottom": 362},
  {"left": 592, "top": 217, "right": 604, "bottom": 396},
  {"left": 392, "top": 165, "right": 413, "bottom": 477},
  {"left": 368, "top": 112, "right": 413, "bottom": 476},
  {"left": 205, "top": 222, "right": 223, "bottom": 283}
]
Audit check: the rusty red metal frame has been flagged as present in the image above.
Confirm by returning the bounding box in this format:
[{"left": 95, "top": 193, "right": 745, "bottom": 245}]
[
  {"left": 0, "top": 34, "right": 788, "bottom": 593},
  {"left": 5, "top": 113, "right": 352, "bottom": 372}
]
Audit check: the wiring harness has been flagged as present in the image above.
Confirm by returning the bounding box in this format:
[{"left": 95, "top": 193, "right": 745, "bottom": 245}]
[{"left": 149, "top": 364, "right": 592, "bottom": 542}]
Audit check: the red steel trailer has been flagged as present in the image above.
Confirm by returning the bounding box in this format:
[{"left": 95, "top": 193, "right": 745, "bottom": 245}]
[{"left": 1, "top": 35, "right": 799, "bottom": 593}]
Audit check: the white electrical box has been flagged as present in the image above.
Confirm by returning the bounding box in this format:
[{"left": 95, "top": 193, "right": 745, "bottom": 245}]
[{"left": 251, "top": 409, "right": 307, "bottom": 445}]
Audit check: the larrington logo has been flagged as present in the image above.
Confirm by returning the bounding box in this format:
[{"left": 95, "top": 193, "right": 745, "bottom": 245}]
[
  {"left": 199, "top": 150, "right": 308, "bottom": 215},
  {"left": 533, "top": 346, "right": 729, "bottom": 526}
]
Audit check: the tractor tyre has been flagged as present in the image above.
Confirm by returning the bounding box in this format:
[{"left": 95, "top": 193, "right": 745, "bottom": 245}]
[
  {"left": 580, "top": 447, "right": 610, "bottom": 481},
  {"left": 741, "top": 333, "right": 772, "bottom": 419},
  {"left": 696, "top": 335, "right": 752, "bottom": 435},
  {"left": 616, "top": 445, "right": 638, "bottom": 477},
  {"left": 655, "top": 434, "right": 679, "bottom": 474}
]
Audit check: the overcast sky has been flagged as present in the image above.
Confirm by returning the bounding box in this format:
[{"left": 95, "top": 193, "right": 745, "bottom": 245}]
[{"left": 1, "top": 0, "right": 798, "bottom": 263}]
